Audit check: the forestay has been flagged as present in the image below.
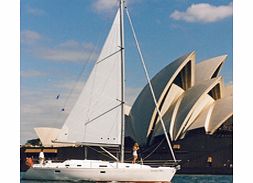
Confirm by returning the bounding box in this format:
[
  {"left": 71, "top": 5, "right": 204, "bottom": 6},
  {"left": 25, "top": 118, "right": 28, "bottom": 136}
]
[{"left": 56, "top": 10, "right": 122, "bottom": 146}]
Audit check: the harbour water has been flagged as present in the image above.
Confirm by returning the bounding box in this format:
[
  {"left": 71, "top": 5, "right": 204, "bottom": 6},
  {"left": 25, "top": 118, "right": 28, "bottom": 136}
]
[{"left": 20, "top": 173, "right": 232, "bottom": 183}]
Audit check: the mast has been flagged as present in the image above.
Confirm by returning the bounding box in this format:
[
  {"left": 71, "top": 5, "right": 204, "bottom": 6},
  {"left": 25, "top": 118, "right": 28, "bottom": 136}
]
[{"left": 119, "top": 0, "right": 125, "bottom": 163}]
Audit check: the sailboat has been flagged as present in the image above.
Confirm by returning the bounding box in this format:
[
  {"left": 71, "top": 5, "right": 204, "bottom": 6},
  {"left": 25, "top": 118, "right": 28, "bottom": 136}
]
[{"left": 23, "top": 0, "right": 179, "bottom": 182}]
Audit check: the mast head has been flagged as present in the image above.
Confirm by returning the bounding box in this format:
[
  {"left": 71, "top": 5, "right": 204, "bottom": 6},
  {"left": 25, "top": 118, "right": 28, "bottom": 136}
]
[{"left": 120, "top": 0, "right": 126, "bottom": 6}]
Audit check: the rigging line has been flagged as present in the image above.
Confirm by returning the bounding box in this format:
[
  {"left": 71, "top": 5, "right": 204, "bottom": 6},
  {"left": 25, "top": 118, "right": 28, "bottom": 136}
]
[
  {"left": 100, "top": 147, "right": 119, "bottom": 161},
  {"left": 87, "top": 146, "right": 115, "bottom": 160},
  {"left": 143, "top": 138, "right": 165, "bottom": 160},
  {"left": 141, "top": 139, "right": 161, "bottom": 154},
  {"left": 96, "top": 48, "right": 122, "bottom": 65},
  {"left": 125, "top": 7, "right": 177, "bottom": 162},
  {"left": 84, "top": 102, "right": 122, "bottom": 126},
  {"left": 138, "top": 140, "right": 165, "bottom": 163},
  {"left": 52, "top": 140, "right": 119, "bottom": 147}
]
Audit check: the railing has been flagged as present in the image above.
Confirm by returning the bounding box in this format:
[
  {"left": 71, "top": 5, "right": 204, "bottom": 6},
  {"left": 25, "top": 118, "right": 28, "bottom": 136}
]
[{"left": 124, "top": 159, "right": 181, "bottom": 167}]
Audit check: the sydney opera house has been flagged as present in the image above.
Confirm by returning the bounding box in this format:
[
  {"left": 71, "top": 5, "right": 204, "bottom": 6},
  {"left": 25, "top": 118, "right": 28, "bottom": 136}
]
[
  {"left": 20, "top": 51, "right": 233, "bottom": 174},
  {"left": 127, "top": 51, "right": 232, "bottom": 144}
]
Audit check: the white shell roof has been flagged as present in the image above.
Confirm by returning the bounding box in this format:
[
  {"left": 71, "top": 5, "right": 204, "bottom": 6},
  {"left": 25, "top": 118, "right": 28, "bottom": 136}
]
[
  {"left": 146, "top": 84, "right": 185, "bottom": 142},
  {"left": 171, "top": 77, "right": 223, "bottom": 140},
  {"left": 187, "top": 103, "right": 214, "bottom": 132},
  {"left": 34, "top": 127, "right": 71, "bottom": 147},
  {"left": 224, "top": 84, "right": 233, "bottom": 97},
  {"left": 124, "top": 104, "right": 131, "bottom": 116},
  {"left": 195, "top": 55, "right": 227, "bottom": 85},
  {"left": 207, "top": 96, "right": 233, "bottom": 134},
  {"left": 179, "top": 93, "right": 215, "bottom": 138},
  {"left": 129, "top": 52, "right": 232, "bottom": 144},
  {"left": 129, "top": 51, "right": 195, "bottom": 144},
  {"left": 186, "top": 94, "right": 233, "bottom": 133}
]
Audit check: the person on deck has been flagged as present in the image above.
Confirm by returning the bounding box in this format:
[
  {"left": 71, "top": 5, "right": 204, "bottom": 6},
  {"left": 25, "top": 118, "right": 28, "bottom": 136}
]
[
  {"left": 132, "top": 143, "right": 139, "bottom": 164},
  {"left": 25, "top": 157, "right": 33, "bottom": 167},
  {"left": 39, "top": 149, "right": 45, "bottom": 165}
]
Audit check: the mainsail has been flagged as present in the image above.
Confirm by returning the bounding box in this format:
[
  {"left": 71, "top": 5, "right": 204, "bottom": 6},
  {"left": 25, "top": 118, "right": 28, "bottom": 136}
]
[{"left": 56, "top": 10, "right": 122, "bottom": 146}]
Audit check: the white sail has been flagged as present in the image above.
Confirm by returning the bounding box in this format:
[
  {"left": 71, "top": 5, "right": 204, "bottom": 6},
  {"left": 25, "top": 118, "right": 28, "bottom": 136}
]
[{"left": 56, "top": 10, "right": 122, "bottom": 145}]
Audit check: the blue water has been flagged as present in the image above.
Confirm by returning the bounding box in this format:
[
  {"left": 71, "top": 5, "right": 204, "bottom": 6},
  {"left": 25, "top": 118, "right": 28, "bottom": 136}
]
[
  {"left": 172, "top": 175, "right": 232, "bottom": 183},
  {"left": 20, "top": 173, "right": 232, "bottom": 183}
]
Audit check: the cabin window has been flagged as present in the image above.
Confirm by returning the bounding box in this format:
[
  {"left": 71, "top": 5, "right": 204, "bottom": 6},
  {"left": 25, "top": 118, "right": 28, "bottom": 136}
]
[
  {"left": 77, "top": 165, "right": 82, "bottom": 167},
  {"left": 99, "top": 165, "right": 107, "bottom": 167},
  {"left": 173, "top": 144, "right": 181, "bottom": 150},
  {"left": 100, "top": 171, "right": 106, "bottom": 173},
  {"left": 55, "top": 170, "right": 61, "bottom": 173},
  {"left": 207, "top": 156, "right": 213, "bottom": 163}
]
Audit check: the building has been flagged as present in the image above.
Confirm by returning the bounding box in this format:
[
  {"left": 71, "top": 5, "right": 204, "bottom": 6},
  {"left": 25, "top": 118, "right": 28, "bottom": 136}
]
[{"left": 21, "top": 52, "right": 233, "bottom": 174}]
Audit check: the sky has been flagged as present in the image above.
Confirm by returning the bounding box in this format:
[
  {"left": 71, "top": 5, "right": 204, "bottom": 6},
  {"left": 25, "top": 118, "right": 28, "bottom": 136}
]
[{"left": 20, "top": 0, "right": 233, "bottom": 144}]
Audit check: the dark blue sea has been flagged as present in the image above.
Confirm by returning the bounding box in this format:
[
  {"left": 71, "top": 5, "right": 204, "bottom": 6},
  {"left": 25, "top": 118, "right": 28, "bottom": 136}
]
[{"left": 20, "top": 173, "right": 232, "bottom": 183}]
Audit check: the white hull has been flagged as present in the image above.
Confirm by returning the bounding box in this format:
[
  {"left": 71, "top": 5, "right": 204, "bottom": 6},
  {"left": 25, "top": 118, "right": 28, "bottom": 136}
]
[{"left": 23, "top": 160, "right": 176, "bottom": 182}]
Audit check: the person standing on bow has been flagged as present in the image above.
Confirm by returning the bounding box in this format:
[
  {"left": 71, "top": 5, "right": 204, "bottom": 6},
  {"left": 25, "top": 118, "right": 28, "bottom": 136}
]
[
  {"left": 39, "top": 149, "right": 45, "bottom": 165},
  {"left": 132, "top": 143, "right": 139, "bottom": 164}
]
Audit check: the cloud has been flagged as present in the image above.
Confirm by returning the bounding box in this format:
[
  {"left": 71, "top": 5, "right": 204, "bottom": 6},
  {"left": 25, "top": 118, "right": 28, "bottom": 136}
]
[
  {"left": 20, "top": 80, "right": 82, "bottom": 143},
  {"left": 21, "top": 70, "right": 46, "bottom": 78},
  {"left": 92, "top": 0, "right": 141, "bottom": 13},
  {"left": 21, "top": 88, "right": 67, "bottom": 143},
  {"left": 228, "top": 80, "right": 233, "bottom": 85},
  {"left": 55, "top": 80, "right": 84, "bottom": 91},
  {"left": 27, "top": 6, "right": 46, "bottom": 16},
  {"left": 21, "top": 30, "right": 42, "bottom": 44},
  {"left": 170, "top": 2, "right": 233, "bottom": 23},
  {"left": 125, "top": 87, "right": 142, "bottom": 105},
  {"left": 92, "top": 0, "right": 118, "bottom": 13},
  {"left": 57, "top": 40, "right": 84, "bottom": 49},
  {"left": 37, "top": 48, "right": 96, "bottom": 62},
  {"left": 22, "top": 34, "right": 98, "bottom": 63},
  {"left": 38, "top": 40, "right": 98, "bottom": 62}
]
